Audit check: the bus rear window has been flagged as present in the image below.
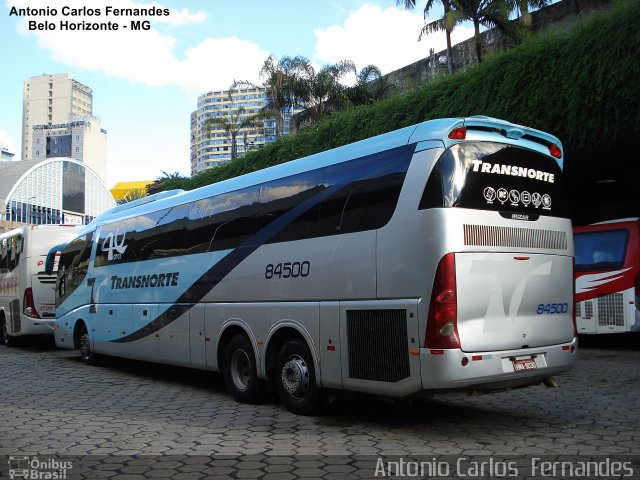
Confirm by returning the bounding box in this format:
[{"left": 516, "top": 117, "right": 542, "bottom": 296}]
[
  {"left": 419, "top": 142, "right": 568, "bottom": 218},
  {"left": 574, "top": 229, "right": 628, "bottom": 272}
]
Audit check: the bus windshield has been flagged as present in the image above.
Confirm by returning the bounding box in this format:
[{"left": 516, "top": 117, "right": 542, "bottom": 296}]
[
  {"left": 574, "top": 229, "right": 629, "bottom": 272},
  {"left": 420, "top": 142, "right": 568, "bottom": 218}
]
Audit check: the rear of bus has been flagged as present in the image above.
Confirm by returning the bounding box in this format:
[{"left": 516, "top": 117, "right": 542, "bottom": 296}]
[
  {"left": 383, "top": 117, "right": 576, "bottom": 396},
  {"left": 574, "top": 219, "right": 640, "bottom": 334},
  {"left": 14, "top": 226, "right": 79, "bottom": 338}
]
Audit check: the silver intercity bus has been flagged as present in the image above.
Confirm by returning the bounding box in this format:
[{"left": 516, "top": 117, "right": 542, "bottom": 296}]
[{"left": 52, "top": 116, "right": 576, "bottom": 414}]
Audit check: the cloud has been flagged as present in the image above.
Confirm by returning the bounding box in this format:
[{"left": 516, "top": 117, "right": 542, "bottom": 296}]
[
  {"left": 313, "top": 3, "right": 474, "bottom": 74},
  {"left": 10, "top": 0, "right": 268, "bottom": 92}
]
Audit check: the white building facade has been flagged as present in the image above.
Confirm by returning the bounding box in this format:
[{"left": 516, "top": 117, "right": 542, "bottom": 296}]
[{"left": 0, "top": 158, "right": 114, "bottom": 227}]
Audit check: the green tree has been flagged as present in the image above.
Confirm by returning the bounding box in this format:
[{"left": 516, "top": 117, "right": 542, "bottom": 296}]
[
  {"left": 259, "top": 55, "right": 308, "bottom": 138},
  {"left": 448, "top": 0, "right": 513, "bottom": 62},
  {"left": 116, "top": 188, "right": 148, "bottom": 205},
  {"left": 146, "top": 171, "right": 189, "bottom": 195},
  {"left": 397, "top": 0, "right": 456, "bottom": 74},
  {"left": 347, "top": 65, "right": 391, "bottom": 105},
  {"left": 514, "top": 0, "right": 551, "bottom": 33},
  {"left": 294, "top": 59, "right": 356, "bottom": 127}
]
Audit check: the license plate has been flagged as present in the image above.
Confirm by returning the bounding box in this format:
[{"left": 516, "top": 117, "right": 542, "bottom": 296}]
[
  {"left": 40, "top": 304, "right": 55, "bottom": 313},
  {"left": 513, "top": 358, "right": 537, "bottom": 372}
]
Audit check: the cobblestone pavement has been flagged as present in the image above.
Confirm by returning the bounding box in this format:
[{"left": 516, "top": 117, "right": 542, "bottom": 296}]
[{"left": 1, "top": 338, "right": 639, "bottom": 479}]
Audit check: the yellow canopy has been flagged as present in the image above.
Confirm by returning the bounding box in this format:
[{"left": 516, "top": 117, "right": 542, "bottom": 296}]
[{"left": 110, "top": 180, "right": 154, "bottom": 201}]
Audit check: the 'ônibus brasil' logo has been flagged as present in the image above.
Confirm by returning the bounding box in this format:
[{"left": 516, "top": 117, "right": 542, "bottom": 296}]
[{"left": 101, "top": 229, "right": 128, "bottom": 261}]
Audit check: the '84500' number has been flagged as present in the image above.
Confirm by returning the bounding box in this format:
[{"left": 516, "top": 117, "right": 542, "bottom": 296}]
[
  {"left": 265, "top": 261, "right": 310, "bottom": 279},
  {"left": 537, "top": 303, "right": 569, "bottom": 315}
]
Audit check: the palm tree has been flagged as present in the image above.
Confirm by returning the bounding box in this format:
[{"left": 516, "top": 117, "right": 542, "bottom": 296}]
[
  {"left": 117, "top": 188, "right": 147, "bottom": 205},
  {"left": 259, "top": 55, "right": 308, "bottom": 138},
  {"left": 293, "top": 60, "right": 356, "bottom": 127},
  {"left": 448, "top": 0, "right": 513, "bottom": 62},
  {"left": 146, "top": 171, "right": 188, "bottom": 195},
  {"left": 513, "top": 0, "right": 551, "bottom": 33},
  {"left": 205, "top": 84, "right": 276, "bottom": 161},
  {"left": 397, "top": 0, "right": 455, "bottom": 74},
  {"left": 347, "top": 65, "right": 391, "bottom": 105}
]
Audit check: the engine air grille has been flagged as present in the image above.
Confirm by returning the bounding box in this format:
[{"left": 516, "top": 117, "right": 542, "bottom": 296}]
[
  {"left": 37, "top": 273, "right": 57, "bottom": 285},
  {"left": 575, "top": 302, "right": 581, "bottom": 318},
  {"left": 464, "top": 224, "right": 567, "bottom": 250},
  {"left": 597, "top": 293, "right": 624, "bottom": 327},
  {"left": 347, "top": 309, "right": 410, "bottom": 383}
]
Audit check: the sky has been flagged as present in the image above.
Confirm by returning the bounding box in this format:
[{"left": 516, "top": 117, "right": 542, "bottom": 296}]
[{"left": 0, "top": 0, "right": 476, "bottom": 188}]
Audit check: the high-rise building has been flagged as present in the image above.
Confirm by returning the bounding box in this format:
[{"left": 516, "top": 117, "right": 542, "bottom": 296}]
[
  {"left": 22, "top": 73, "right": 93, "bottom": 161},
  {"left": 21, "top": 74, "right": 107, "bottom": 184},
  {"left": 190, "top": 85, "right": 302, "bottom": 176}
]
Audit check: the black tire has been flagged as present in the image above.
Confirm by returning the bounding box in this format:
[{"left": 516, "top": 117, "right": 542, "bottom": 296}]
[
  {"left": 223, "top": 335, "right": 265, "bottom": 404},
  {"left": 78, "top": 324, "right": 99, "bottom": 365},
  {"left": 275, "top": 338, "right": 320, "bottom": 415},
  {"left": 1, "top": 318, "right": 15, "bottom": 347}
]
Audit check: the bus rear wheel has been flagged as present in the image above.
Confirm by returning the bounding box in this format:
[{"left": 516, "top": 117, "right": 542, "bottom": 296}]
[
  {"left": 78, "top": 324, "right": 98, "bottom": 365},
  {"left": 275, "top": 338, "right": 319, "bottom": 415},
  {"left": 223, "top": 334, "right": 265, "bottom": 404}
]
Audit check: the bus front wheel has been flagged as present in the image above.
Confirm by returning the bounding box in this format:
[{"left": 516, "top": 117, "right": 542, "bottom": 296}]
[
  {"left": 78, "top": 324, "right": 98, "bottom": 365},
  {"left": 223, "top": 334, "right": 265, "bottom": 404},
  {"left": 275, "top": 338, "right": 319, "bottom": 415}
]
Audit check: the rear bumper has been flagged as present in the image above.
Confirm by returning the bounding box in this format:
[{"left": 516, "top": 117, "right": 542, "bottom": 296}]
[
  {"left": 420, "top": 339, "right": 577, "bottom": 392},
  {"left": 11, "top": 315, "right": 56, "bottom": 337}
]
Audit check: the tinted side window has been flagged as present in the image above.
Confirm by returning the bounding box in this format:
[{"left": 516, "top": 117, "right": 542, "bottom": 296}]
[
  {"left": 186, "top": 186, "right": 259, "bottom": 253},
  {"left": 56, "top": 232, "right": 94, "bottom": 305},
  {"left": 0, "top": 235, "right": 24, "bottom": 272},
  {"left": 318, "top": 145, "right": 414, "bottom": 236},
  {"left": 258, "top": 170, "right": 324, "bottom": 244},
  {"left": 574, "top": 229, "right": 629, "bottom": 272},
  {"left": 0, "top": 239, "right": 6, "bottom": 272},
  {"left": 136, "top": 205, "right": 188, "bottom": 261},
  {"left": 94, "top": 218, "right": 137, "bottom": 267}
]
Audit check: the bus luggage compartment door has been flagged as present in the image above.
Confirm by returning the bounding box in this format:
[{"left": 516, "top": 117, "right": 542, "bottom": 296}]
[{"left": 455, "top": 253, "right": 574, "bottom": 352}]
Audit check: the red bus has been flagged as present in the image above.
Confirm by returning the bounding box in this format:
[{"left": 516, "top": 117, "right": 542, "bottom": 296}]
[{"left": 574, "top": 218, "right": 640, "bottom": 334}]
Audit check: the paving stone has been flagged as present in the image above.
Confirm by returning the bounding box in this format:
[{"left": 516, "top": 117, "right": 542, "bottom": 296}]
[{"left": 1, "top": 342, "right": 639, "bottom": 479}]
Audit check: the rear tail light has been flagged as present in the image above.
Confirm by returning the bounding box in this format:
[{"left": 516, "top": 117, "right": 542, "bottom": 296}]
[
  {"left": 548, "top": 144, "right": 562, "bottom": 159},
  {"left": 23, "top": 287, "right": 40, "bottom": 319},
  {"left": 425, "top": 253, "right": 460, "bottom": 349},
  {"left": 448, "top": 127, "right": 467, "bottom": 140}
]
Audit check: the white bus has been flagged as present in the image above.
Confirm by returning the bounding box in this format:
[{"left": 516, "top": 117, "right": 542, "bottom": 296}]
[
  {"left": 53, "top": 116, "right": 576, "bottom": 414},
  {"left": 1, "top": 225, "right": 79, "bottom": 346}
]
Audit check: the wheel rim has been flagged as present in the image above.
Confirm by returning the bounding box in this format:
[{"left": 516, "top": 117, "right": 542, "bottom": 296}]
[
  {"left": 281, "top": 354, "right": 309, "bottom": 399},
  {"left": 230, "top": 349, "right": 252, "bottom": 391}
]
